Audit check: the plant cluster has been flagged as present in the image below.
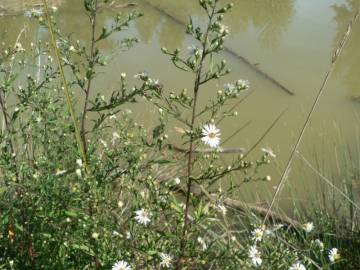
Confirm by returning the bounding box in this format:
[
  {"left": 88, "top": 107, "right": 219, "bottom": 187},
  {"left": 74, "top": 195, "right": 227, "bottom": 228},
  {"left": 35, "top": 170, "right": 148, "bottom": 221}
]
[{"left": 0, "top": 0, "right": 346, "bottom": 269}]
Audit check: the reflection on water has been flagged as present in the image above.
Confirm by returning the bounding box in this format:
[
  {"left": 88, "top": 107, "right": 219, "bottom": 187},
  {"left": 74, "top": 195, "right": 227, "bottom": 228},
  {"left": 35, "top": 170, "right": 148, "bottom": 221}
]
[
  {"left": 135, "top": 4, "right": 162, "bottom": 44},
  {"left": 332, "top": 0, "right": 360, "bottom": 97},
  {"left": 135, "top": 2, "right": 186, "bottom": 50},
  {"left": 225, "top": 0, "right": 295, "bottom": 48},
  {"left": 140, "top": 0, "right": 295, "bottom": 49}
]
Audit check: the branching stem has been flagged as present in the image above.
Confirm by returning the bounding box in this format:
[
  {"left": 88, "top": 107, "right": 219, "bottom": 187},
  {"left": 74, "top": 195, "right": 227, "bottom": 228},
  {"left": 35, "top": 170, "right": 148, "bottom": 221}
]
[
  {"left": 177, "top": 4, "right": 216, "bottom": 268},
  {"left": 81, "top": 0, "right": 98, "bottom": 152}
]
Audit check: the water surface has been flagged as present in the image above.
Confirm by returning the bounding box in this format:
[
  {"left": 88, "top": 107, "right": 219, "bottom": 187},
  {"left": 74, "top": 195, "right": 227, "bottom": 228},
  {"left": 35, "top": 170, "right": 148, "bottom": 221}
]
[{"left": 1, "top": 0, "right": 360, "bottom": 212}]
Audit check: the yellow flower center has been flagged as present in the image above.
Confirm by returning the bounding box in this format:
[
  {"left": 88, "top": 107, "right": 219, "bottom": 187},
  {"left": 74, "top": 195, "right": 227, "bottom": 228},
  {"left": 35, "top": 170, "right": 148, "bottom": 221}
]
[{"left": 208, "top": 132, "right": 216, "bottom": 139}]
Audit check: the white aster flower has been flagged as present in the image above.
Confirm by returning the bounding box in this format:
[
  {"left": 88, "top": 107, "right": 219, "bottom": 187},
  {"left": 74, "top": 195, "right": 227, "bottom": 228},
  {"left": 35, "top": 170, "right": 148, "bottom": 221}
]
[
  {"left": 197, "top": 236, "right": 207, "bottom": 250},
  {"left": 69, "top": 45, "right": 76, "bottom": 52},
  {"left": 134, "top": 71, "right": 148, "bottom": 79},
  {"left": 187, "top": 45, "right": 203, "bottom": 55},
  {"left": 329, "top": 248, "right": 340, "bottom": 262},
  {"left": 303, "top": 222, "right": 314, "bottom": 233},
  {"left": 251, "top": 227, "right": 264, "bottom": 242},
  {"left": 174, "top": 177, "right": 181, "bottom": 185},
  {"left": 100, "top": 139, "right": 108, "bottom": 148},
  {"left": 112, "top": 132, "right": 120, "bottom": 145},
  {"left": 15, "top": 42, "right": 25, "bottom": 53},
  {"left": 265, "top": 228, "right": 274, "bottom": 237},
  {"left": 55, "top": 169, "right": 67, "bottom": 176},
  {"left": 76, "top": 159, "right": 83, "bottom": 168},
  {"left": 216, "top": 203, "right": 227, "bottom": 215},
  {"left": 289, "top": 262, "right": 306, "bottom": 270},
  {"left": 140, "top": 190, "right": 148, "bottom": 199},
  {"left": 248, "top": 245, "right": 262, "bottom": 267},
  {"left": 261, "top": 147, "right": 276, "bottom": 158},
  {"left": 118, "top": 200, "right": 124, "bottom": 208},
  {"left": 314, "top": 239, "right": 324, "bottom": 251},
  {"left": 134, "top": 208, "right": 151, "bottom": 225},
  {"left": 91, "top": 232, "right": 99, "bottom": 239},
  {"left": 148, "top": 78, "right": 160, "bottom": 87},
  {"left": 224, "top": 83, "right": 236, "bottom": 94},
  {"left": 75, "top": 168, "right": 82, "bottom": 178},
  {"left": 112, "top": 260, "right": 131, "bottom": 270},
  {"left": 201, "top": 124, "right": 221, "bottom": 148},
  {"left": 51, "top": 6, "right": 58, "bottom": 13},
  {"left": 274, "top": 223, "right": 284, "bottom": 230},
  {"left": 219, "top": 24, "right": 229, "bottom": 35},
  {"left": 159, "top": 253, "right": 173, "bottom": 268},
  {"left": 237, "top": 79, "right": 250, "bottom": 89},
  {"left": 24, "top": 10, "right": 33, "bottom": 18}
]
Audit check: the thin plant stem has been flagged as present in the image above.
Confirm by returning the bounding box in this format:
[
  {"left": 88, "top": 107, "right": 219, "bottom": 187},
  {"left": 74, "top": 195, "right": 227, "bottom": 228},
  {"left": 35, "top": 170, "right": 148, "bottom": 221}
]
[
  {"left": 177, "top": 4, "right": 216, "bottom": 268},
  {"left": 81, "top": 0, "right": 98, "bottom": 152},
  {"left": 263, "top": 8, "right": 360, "bottom": 223},
  {"left": 42, "top": 0, "right": 88, "bottom": 172}
]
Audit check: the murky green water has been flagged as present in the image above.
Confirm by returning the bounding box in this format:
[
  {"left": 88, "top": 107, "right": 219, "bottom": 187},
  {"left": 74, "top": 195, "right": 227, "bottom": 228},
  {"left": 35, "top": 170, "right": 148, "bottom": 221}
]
[{"left": 1, "top": 0, "right": 360, "bottom": 211}]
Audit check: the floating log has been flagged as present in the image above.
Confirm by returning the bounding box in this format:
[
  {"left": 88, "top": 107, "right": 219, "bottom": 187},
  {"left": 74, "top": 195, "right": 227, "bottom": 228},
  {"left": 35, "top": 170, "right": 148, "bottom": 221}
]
[{"left": 143, "top": 0, "right": 295, "bottom": 96}]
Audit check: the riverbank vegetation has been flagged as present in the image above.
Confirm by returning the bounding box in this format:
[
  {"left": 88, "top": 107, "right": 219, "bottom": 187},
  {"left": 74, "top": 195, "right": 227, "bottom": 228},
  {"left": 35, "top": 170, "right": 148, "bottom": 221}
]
[{"left": 0, "top": 0, "right": 359, "bottom": 269}]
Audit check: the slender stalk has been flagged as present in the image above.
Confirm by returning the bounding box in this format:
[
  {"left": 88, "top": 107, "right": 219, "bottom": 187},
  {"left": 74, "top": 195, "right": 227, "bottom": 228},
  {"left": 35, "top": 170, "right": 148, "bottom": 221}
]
[
  {"left": 42, "top": 0, "right": 88, "bottom": 171},
  {"left": 263, "top": 8, "right": 360, "bottom": 223},
  {"left": 177, "top": 5, "right": 216, "bottom": 268},
  {"left": 81, "top": 0, "right": 98, "bottom": 152}
]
